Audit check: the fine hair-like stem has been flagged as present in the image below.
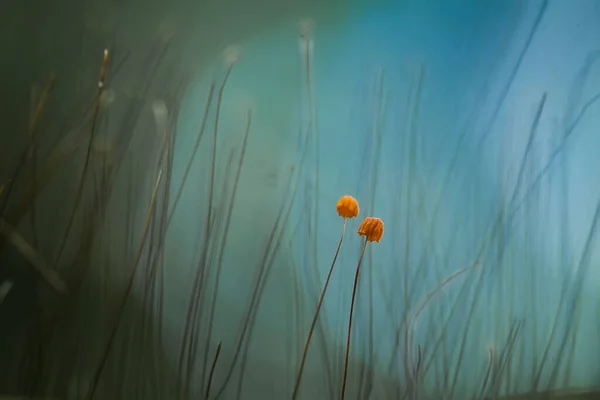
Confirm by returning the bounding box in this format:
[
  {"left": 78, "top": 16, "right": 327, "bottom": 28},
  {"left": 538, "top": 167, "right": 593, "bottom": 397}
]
[
  {"left": 340, "top": 237, "right": 368, "bottom": 400},
  {"left": 292, "top": 217, "right": 347, "bottom": 399},
  {"left": 205, "top": 342, "right": 223, "bottom": 399}
]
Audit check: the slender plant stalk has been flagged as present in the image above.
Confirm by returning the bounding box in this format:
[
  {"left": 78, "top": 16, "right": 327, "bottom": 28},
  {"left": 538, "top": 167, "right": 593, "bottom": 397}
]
[
  {"left": 0, "top": 74, "right": 55, "bottom": 251},
  {"left": 232, "top": 166, "right": 301, "bottom": 399},
  {"left": 54, "top": 49, "right": 109, "bottom": 265},
  {"left": 478, "top": 348, "right": 495, "bottom": 400},
  {"left": 27, "top": 76, "right": 55, "bottom": 249},
  {"left": 407, "top": 263, "right": 474, "bottom": 357},
  {"left": 402, "top": 68, "right": 424, "bottom": 396},
  {"left": 474, "top": 0, "right": 548, "bottom": 153},
  {"left": 84, "top": 97, "right": 174, "bottom": 398},
  {"left": 214, "top": 163, "right": 300, "bottom": 399},
  {"left": 165, "top": 83, "right": 215, "bottom": 228},
  {"left": 85, "top": 167, "right": 164, "bottom": 400},
  {"left": 0, "top": 218, "right": 67, "bottom": 293},
  {"left": 217, "top": 100, "right": 313, "bottom": 400},
  {"left": 362, "top": 70, "right": 386, "bottom": 400},
  {"left": 487, "top": 319, "right": 523, "bottom": 398},
  {"left": 201, "top": 109, "right": 253, "bottom": 392},
  {"left": 300, "top": 27, "right": 335, "bottom": 399},
  {"left": 340, "top": 238, "right": 368, "bottom": 400},
  {"left": 410, "top": 344, "right": 422, "bottom": 400},
  {"left": 545, "top": 196, "right": 600, "bottom": 389},
  {"left": 446, "top": 93, "right": 546, "bottom": 399},
  {"left": 398, "top": 12, "right": 550, "bottom": 376},
  {"left": 205, "top": 342, "right": 223, "bottom": 399},
  {"left": 292, "top": 218, "right": 347, "bottom": 399},
  {"left": 178, "top": 64, "right": 233, "bottom": 400}
]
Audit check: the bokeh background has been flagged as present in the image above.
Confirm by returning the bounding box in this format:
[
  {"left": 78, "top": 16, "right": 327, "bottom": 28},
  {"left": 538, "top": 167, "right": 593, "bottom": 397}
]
[{"left": 1, "top": 0, "right": 600, "bottom": 399}]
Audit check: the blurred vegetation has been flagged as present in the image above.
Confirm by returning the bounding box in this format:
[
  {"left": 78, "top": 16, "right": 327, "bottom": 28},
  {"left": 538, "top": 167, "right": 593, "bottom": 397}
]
[{"left": 1, "top": 0, "right": 600, "bottom": 399}]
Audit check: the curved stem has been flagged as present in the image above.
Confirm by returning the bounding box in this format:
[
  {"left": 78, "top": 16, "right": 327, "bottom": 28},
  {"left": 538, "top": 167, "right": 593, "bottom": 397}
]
[
  {"left": 292, "top": 218, "right": 347, "bottom": 399},
  {"left": 406, "top": 263, "right": 474, "bottom": 371},
  {"left": 340, "top": 238, "right": 368, "bottom": 400},
  {"left": 55, "top": 50, "right": 109, "bottom": 265},
  {"left": 478, "top": 347, "right": 495, "bottom": 400},
  {"left": 205, "top": 342, "right": 222, "bottom": 399}
]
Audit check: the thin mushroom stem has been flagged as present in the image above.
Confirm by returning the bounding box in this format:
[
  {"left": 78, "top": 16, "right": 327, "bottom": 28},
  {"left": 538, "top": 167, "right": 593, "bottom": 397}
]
[
  {"left": 340, "top": 237, "right": 368, "bottom": 400},
  {"left": 292, "top": 218, "right": 347, "bottom": 399}
]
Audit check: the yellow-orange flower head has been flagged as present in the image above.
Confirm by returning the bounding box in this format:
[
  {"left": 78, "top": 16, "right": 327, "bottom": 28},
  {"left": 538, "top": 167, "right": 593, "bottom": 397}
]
[
  {"left": 357, "top": 217, "right": 384, "bottom": 243},
  {"left": 336, "top": 195, "right": 359, "bottom": 219}
]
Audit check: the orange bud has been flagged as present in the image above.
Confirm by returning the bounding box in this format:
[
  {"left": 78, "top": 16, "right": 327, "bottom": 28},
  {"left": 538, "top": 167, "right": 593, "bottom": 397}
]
[
  {"left": 357, "top": 217, "right": 384, "bottom": 243},
  {"left": 336, "top": 195, "right": 359, "bottom": 219}
]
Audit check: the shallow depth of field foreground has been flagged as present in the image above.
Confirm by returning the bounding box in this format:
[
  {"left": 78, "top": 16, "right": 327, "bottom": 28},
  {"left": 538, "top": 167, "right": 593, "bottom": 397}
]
[{"left": 1, "top": 0, "right": 600, "bottom": 399}]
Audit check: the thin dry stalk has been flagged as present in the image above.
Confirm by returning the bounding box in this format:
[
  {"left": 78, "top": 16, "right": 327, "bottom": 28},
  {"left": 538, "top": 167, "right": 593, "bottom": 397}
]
[
  {"left": 445, "top": 93, "right": 546, "bottom": 399},
  {"left": 300, "top": 27, "right": 335, "bottom": 397},
  {"left": 177, "top": 64, "right": 233, "bottom": 399},
  {"left": 200, "top": 109, "right": 253, "bottom": 393},
  {"left": 0, "top": 74, "right": 55, "bottom": 251},
  {"left": 205, "top": 342, "right": 222, "bottom": 400},
  {"left": 165, "top": 83, "right": 216, "bottom": 228},
  {"left": 218, "top": 92, "right": 317, "bottom": 400},
  {"left": 214, "top": 163, "right": 299, "bottom": 399},
  {"left": 84, "top": 166, "right": 164, "bottom": 400},
  {"left": 233, "top": 167, "right": 301, "bottom": 399},
  {"left": 407, "top": 263, "right": 474, "bottom": 365},
  {"left": 0, "top": 219, "right": 67, "bottom": 293},
  {"left": 292, "top": 218, "right": 347, "bottom": 400},
  {"left": 340, "top": 238, "right": 368, "bottom": 400},
  {"left": 54, "top": 49, "right": 110, "bottom": 265},
  {"left": 478, "top": 348, "right": 495, "bottom": 400},
  {"left": 27, "top": 75, "right": 56, "bottom": 249}
]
